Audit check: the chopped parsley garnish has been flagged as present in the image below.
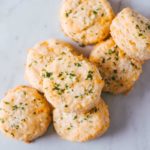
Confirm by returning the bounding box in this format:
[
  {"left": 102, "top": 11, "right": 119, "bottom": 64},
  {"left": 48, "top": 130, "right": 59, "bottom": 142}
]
[
  {"left": 74, "top": 63, "right": 81, "bottom": 67},
  {"left": 58, "top": 72, "right": 64, "bottom": 80},
  {"left": 0, "top": 118, "right": 5, "bottom": 123},
  {"left": 4, "top": 102, "right": 9, "bottom": 105},
  {"left": 138, "top": 33, "right": 143, "bottom": 36},
  {"left": 52, "top": 83, "right": 65, "bottom": 95},
  {"left": 42, "top": 71, "right": 53, "bottom": 78},
  {"left": 73, "top": 115, "right": 77, "bottom": 120},
  {"left": 15, "top": 125, "right": 19, "bottom": 130},
  {"left": 65, "top": 84, "right": 69, "bottom": 90},
  {"left": 69, "top": 73, "right": 76, "bottom": 79},
  {"left": 86, "top": 71, "right": 94, "bottom": 80},
  {"left": 108, "top": 49, "right": 115, "bottom": 55},
  {"left": 93, "top": 10, "right": 98, "bottom": 15},
  {"left": 65, "top": 10, "right": 72, "bottom": 17},
  {"left": 136, "top": 24, "right": 140, "bottom": 29},
  {"left": 23, "top": 91, "right": 27, "bottom": 96},
  {"left": 12, "top": 105, "right": 18, "bottom": 110},
  {"left": 67, "top": 127, "right": 71, "bottom": 130},
  {"left": 75, "top": 96, "right": 79, "bottom": 98}
]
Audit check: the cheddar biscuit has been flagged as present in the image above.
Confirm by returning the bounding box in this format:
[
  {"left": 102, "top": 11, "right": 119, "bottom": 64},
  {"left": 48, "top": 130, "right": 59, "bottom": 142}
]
[
  {"left": 43, "top": 54, "right": 104, "bottom": 113},
  {"left": 25, "top": 39, "right": 74, "bottom": 92},
  {"left": 110, "top": 7, "right": 150, "bottom": 61},
  {"left": 60, "top": 0, "right": 114, "bottom": 45},
  {"left": 90, "top": 38, "right": 142, "bottom": 94},
  {"left": 0, "top": 86, "right": 52, "bottom": 142},
  {"left": 53, "top": 99, "right": 110, "bottom": 142}
]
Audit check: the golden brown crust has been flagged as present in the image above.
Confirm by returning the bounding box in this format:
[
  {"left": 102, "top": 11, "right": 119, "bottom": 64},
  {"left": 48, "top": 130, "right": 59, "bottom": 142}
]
[
  {"left": 60, "top": 0, "right": 115, "bottom": 45},
  {"left": 43, "top": 53, "right": 104, "bottom": 113},
  {"left": 0, "top": 86, "right": 52, "bottom": 142},
  {"left": 25, "top": 39, "right": 75, "bottom": 92},
  {"left": 110, "top": 7, "right": 150, "bottom": 61},
  {"left": 53, "top": 98, "right": 110, "bottom": 142},
  {"left": 90, "top": 38, "right": 142, "bottom": 94}
]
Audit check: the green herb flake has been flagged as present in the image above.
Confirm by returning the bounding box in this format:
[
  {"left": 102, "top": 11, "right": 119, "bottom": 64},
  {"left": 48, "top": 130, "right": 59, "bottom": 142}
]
[
  {"left": 0, "top": 118, "right": 5, "bottom": 123},
  {"left": 75, "top": 96, "right": 79, "bottom": 98},
  {"left": 12, "top": 105, "right": 18, "bottom": 110},
  {"left": 15, "top": 125, "right": 19, "bottom": 130},
  {"left": 86, "top": 71, "right": 94, "bottom": 80},
  {"left": 136, "top": 24, "right": 140, "bottom": 29},
  {"left": 93, "top": 10, "right": 98, "bottom": 15},
  {"left": 65, "top": 10, "right": 72, "bottom": 17},
  {"left": 58, "top": 72, "right": 63, "bottom": 77},
  {"left": 74, "top": 63, "right": 81, "bottom": 67},
  {"left": 69, "top": 73, "right": 76, "bottom": 79},
  {"left": 52, "top": 83, "right": 65, "bottom": 95},
  {"left": 42, "top": 72, "right": 53, "bottom": 78},
  {"left": 4, "top": 102, "right": 9, "bottom": 105},
  {"left": 108, "top": 49, "right": 115, "bottom": 55},
  {"left": 67, "top": 127, "right": 71, "bottom": 130},
  {"left": 73, "top": 115, "right": 77, "bottom": 120},
  {"left": 111, "top": 76, "right": 116, "bottom": 81},
  {"left": 138, "top": 33, "right": 143, "bottom": 36},
  {"left": 23, "top": 91, "right": 27, "bottom": 96}
]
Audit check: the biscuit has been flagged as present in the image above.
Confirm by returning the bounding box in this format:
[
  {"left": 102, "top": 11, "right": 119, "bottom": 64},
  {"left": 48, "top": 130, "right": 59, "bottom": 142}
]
[
  {"left": 60, "top": 0, "right": 114, "bottom": 45},
  {"left": 0, "top": 86, "right": 52, "bottom": 142},
  {"left": 43, "top": 54, "right": 104, "bottom": 113},
  {"left": 90, "top": 38, "right": 142, "bottom": 94},
  {"left": 53, "top": 98, "right": 110, "bottom": 142},
  {"left": 25, "top": 39, "right": 74, "bottom": 92},
  {"left": 110, "top": 7, "right": 150, "bottom": 61}
]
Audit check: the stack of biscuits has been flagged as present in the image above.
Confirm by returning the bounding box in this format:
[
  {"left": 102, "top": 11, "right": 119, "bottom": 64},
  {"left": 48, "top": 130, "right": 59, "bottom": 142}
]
[{"left": 0, "top": 0, "right": 149, "bottom": 143}]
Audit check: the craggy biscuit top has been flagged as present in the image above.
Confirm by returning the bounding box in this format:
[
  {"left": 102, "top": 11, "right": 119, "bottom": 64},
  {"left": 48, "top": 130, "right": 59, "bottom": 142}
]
[
  {"left": 25, "top": 39, "right": 74, "bottom": 92},
  {"left": 110, "top": 7, "right": 150, "bottom": 61},
  {"left": 0, "top": 86, "right": 52, "bottom": 142},
  {"left": 90, "top": 38, "right": 142, "bottom": 94},
  {"left": 53, "top": 98, "right": 110, "bottom": 142},
  {"left": 43, "top": 53, "right": 104, "bottom": 113},
  {"left": 61, "top": 0, "right": 114, "bottom": 45}
]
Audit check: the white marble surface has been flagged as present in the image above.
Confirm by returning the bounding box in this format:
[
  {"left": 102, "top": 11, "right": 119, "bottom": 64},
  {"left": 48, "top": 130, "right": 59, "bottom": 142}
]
[{"left": 0, "top": 0, "right": 150, "bottom": 150}]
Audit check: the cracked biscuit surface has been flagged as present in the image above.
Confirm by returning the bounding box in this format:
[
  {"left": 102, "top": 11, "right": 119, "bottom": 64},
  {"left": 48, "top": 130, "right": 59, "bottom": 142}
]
[
  {"left": 60, "top": 0, "right": 114, "bottom": 45},
  {"left": 25, "top": 39, "right": 74, "bottom": 92},
  {"left": 0, "top": 86, "right": 52, "bottom": 142},
  {"left": 90, "top": 38, "right": 142, "bottom": 94},
  {"left": 110, "top": 7, "right": 150, "bottom": 61},
  {"left": 53, "top": 98, "right": 110, "bottom": 142},
  {"left": 43, "top": 53, "right": 104, "bottom": 113}
]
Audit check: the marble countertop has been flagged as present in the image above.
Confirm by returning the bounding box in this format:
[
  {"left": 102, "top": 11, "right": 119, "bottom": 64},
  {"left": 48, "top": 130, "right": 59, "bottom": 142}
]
[{"left": 0, "top": 0, "right": 150, "bottom": 150}]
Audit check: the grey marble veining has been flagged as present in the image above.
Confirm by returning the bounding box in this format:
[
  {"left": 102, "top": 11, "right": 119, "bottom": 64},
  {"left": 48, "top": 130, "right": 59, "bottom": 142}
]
[{"left": 0, "top": 0, "right": 150, "bottom": 150}]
